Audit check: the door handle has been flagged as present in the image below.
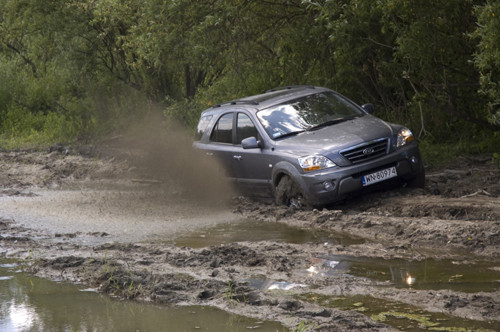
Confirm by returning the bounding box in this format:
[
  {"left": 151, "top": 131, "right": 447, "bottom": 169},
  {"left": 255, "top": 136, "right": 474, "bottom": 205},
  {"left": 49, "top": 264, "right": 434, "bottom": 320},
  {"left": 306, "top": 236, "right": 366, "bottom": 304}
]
[
  {"left": 233, "top": 155, "right": 242, "bottom": 161},
  {"left": 205, "top": 152, "right": 214, "bottom": 156}
]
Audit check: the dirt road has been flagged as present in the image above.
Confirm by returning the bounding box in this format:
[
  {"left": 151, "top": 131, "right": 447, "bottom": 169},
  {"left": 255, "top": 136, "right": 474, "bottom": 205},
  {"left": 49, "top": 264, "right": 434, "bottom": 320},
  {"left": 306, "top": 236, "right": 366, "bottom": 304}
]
[{"left": 0, "top": 144, "right": 499, "bottom": 331}]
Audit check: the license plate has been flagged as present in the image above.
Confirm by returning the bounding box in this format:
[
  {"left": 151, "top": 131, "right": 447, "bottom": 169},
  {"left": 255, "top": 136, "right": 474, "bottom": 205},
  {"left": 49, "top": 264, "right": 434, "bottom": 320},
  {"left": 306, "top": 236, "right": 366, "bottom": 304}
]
[{"left": 362, "top": 167, "right": 397, "bottom": 186}]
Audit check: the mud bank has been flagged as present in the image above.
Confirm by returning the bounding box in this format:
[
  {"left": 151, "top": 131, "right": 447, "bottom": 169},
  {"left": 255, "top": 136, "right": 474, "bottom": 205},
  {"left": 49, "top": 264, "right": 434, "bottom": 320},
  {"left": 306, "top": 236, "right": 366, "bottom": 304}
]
[{"left": 0, "top": 147, "right": 499, "bottom": 331}]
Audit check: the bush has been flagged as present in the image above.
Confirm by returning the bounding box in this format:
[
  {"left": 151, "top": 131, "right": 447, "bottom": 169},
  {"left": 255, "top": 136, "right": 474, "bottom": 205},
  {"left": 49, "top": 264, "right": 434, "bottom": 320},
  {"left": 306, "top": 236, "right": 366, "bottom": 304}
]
[
  {"left": 0, "top": 107, "right": 79, "bottom": 149},
  {"left": 419, "top": 130, "right": 500, "bottom": 169}
]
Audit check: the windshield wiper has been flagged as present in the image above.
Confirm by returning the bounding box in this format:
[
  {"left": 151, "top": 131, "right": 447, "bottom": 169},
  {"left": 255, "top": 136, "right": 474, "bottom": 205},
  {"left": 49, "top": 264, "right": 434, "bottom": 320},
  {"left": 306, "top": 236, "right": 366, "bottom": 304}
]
[
  {"left": 275, "top": 130, "right": 305, "bottom": 139},
  {"left": 307, "top": 116, "right": 358, "bottom": 131}
]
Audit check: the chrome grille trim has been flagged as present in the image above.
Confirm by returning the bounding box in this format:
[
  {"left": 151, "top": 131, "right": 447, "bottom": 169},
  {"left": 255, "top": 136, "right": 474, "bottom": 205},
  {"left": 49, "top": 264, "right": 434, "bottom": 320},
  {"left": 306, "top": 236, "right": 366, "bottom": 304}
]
[{"left": 340, "top": 138, "right": 389, "bottom": 164}]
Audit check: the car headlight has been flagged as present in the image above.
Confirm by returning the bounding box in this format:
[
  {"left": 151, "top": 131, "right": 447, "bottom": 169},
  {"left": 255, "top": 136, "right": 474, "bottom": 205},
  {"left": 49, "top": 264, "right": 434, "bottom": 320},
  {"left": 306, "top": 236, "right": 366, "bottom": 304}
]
[
  {"left": 396, "top": 127, "right": 415, "bottom": 147},
  {"left": 298, "top": 155, "right": 336, "bottom": 172}
]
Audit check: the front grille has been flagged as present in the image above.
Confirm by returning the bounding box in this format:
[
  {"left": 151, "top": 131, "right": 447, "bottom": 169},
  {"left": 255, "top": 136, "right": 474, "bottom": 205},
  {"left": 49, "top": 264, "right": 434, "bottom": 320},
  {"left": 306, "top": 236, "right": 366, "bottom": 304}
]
[{"left": 340, "top": 138, "right": 389, "bottom": 164}]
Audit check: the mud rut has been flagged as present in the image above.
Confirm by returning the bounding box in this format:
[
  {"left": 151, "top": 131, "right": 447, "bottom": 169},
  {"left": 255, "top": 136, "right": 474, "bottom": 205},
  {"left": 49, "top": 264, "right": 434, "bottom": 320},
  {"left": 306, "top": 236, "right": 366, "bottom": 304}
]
[{"left": 0, "top": 148, "right": 499, "bottom": 331}]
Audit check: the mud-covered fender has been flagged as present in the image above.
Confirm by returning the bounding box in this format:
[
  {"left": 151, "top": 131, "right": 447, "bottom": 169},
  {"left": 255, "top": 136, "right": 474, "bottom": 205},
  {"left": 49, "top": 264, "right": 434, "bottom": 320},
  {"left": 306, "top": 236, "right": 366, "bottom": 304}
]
[{"left": 271, "top": 161, "right": 309, "bottom": 196}]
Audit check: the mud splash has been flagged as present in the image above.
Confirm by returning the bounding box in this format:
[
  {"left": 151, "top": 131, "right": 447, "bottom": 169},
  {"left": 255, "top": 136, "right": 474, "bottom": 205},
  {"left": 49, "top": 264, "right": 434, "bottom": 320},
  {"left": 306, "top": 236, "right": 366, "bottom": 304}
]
[{"left": 0, "top": 184, "right": 238, "bottom": 244}]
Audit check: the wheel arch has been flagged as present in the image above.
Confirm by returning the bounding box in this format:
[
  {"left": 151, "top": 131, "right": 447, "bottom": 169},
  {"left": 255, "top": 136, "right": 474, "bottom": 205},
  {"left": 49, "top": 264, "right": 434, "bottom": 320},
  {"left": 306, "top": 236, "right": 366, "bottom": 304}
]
[
  {"left": 271, "top": 161, "right": 314, "bottom": 202},
  {"left": 272, "top": 161, "right": 316, "bottom": 209},
  {"left": 271, "top": 161, "right": 302, "bottom": 188}
]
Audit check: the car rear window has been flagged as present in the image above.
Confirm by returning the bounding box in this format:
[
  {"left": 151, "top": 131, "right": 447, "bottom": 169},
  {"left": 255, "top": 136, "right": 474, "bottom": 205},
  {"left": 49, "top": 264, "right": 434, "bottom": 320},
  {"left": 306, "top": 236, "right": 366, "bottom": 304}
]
[{"left": 194, "top": 115, "right": 213, "bottom": 141}]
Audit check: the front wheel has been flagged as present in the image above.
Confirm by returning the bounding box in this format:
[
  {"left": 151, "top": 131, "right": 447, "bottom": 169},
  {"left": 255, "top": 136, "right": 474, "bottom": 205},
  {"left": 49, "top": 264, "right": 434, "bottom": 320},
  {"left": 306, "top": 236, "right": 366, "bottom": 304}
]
[{"left": 275, "top": 175, "right": 311, "bottom": 209}]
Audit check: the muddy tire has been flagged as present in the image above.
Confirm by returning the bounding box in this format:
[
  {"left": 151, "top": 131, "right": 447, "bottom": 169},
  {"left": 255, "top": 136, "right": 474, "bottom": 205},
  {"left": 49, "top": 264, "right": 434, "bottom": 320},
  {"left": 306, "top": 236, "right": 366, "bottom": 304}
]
[
  {"left": 407, "top": 169, "right": 425, "bottom": 188},
  {"left": 275, "top": 175, "right": 311, "bottom": 209}
]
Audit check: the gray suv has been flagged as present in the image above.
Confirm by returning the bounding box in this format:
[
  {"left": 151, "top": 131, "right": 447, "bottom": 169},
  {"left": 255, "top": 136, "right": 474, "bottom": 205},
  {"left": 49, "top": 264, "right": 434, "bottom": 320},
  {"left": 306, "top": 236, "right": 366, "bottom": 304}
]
[{"left": 194, "top": 86, "right": 424, "bottom": 208}]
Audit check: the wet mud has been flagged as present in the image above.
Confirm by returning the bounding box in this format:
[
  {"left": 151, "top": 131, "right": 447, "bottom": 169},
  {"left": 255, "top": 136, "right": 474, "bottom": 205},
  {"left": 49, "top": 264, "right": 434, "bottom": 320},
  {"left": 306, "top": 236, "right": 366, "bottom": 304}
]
[{"left": 0, "top": 145, "right": 499, "bottom": 331}]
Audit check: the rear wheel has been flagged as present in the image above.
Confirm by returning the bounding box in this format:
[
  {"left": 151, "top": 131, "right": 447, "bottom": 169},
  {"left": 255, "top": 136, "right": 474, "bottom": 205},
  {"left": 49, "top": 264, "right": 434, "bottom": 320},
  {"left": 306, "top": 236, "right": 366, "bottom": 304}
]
[{"left": 275, "top": 175, "right": 311, "bottom": 209}]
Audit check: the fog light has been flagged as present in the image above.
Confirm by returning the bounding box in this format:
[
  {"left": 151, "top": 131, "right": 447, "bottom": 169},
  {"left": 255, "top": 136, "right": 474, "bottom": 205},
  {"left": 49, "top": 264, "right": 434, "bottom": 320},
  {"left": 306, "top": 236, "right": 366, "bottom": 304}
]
[
  {"left": 323, "top": 181, "right": 334, "bottom": 191},
  {"left": 410, "top": 156, "right": 418, "bottom": 164}
]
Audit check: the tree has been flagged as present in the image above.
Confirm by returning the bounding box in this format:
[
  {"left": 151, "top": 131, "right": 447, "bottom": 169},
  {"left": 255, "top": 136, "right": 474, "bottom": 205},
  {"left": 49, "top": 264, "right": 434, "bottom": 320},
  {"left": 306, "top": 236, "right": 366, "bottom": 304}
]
[
  {"left": 0, "top": 0, "right": 497, "bottom": 147},
  {"left": 472, "top": 1, "right": 500, "bottom": 126}
]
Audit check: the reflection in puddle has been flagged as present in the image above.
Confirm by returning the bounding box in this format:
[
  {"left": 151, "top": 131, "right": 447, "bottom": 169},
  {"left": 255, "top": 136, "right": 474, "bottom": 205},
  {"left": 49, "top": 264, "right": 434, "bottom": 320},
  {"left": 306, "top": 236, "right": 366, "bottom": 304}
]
[
  {"left": 306, "top": 258, "right": 340, "bottom": 276},
  {"left": 0, "top": 259, "right": 284, "bottom": 332},
  {"left": 305, "top": 255, "right": 500, "bottom": 293},
  {"left": 172, "top": 220, "right": 365, "bottom": 248},
  {"left": 297, "top": 294, "right": 500, "bottom": 331},
  {"left": 249, "top": 277, "right": 308, "bottom": 291}
]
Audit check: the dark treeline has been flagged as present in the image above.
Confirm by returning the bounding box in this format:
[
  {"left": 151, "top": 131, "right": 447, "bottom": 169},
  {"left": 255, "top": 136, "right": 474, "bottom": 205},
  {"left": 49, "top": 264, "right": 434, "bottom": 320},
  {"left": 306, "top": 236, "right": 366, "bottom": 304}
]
[{"left": 0, "top": 0, "right": 498, "bottom": 151}]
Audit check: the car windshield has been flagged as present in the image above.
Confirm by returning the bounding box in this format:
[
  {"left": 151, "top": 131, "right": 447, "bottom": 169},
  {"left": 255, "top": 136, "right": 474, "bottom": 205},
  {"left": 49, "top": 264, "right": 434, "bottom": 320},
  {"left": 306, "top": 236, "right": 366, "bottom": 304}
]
[{"left": 257, "top": 91, "right": 365, "bottom": 139}]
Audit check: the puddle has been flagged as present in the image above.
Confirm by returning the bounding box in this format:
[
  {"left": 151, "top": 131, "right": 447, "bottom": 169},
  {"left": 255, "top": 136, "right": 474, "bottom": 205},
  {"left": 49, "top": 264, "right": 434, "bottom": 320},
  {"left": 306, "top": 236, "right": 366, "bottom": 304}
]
[
  {"left": 0, "top": 259, "right": 285, "bottom": 332},
  {"left": 171, "top": 220, "right": 365, "bottom": 248},
  {"left": 296, "top": 293, "right": 499, "bottom": 331},
  {"left": 304, "top": 256, "right": 500, "bottom": 293}
]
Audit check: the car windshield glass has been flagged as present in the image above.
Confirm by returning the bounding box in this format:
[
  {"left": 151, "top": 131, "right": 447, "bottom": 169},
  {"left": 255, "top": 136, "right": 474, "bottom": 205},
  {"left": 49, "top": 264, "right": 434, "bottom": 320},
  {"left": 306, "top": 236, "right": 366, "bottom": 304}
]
[{"left": 257, "top": 91, "right": 364, "bottom": 139}]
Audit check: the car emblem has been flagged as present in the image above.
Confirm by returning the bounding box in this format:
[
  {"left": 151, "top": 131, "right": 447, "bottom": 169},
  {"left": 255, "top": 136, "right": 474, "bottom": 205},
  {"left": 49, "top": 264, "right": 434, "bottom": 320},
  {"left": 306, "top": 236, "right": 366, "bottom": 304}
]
[{"left": 362, "top": 147, "right": 375, "bottom": 155}]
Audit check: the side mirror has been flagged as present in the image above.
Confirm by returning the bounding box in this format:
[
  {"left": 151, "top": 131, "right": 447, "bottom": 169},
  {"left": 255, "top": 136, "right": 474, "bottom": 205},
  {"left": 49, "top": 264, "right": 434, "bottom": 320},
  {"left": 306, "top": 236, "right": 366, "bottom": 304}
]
[
  {"left": 241, "top": 137, "right": 261, "bottom": 149},
  {"left": 361, "top": 103, "right": 374, "bottom": 114}
]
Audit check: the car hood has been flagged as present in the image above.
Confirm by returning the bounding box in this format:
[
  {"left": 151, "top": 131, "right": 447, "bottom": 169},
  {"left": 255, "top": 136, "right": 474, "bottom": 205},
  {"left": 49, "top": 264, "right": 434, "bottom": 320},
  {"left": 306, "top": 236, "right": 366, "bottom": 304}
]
[{"left": 272, "top": 115, "right": 394, "bottom": 163}]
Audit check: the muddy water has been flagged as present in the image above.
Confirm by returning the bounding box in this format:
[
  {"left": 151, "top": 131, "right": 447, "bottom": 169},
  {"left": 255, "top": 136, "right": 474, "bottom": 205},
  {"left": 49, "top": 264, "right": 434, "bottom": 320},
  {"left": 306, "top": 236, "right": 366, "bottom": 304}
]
[
  {"left": 304, "top": 255, "right": 500, "bottom": 293},
  {"left": 0, "top": 185, "right": 241, "bottom": 244},
  {"left": 296, "top": 293, "right": 500, "bottom": 331},
  {"left": 172, "top": 223, "right": 499, "bottom": 293},
  {"left": 0, "top": 259, "right": 284, "bottom": 332},
  {"left": 1, "top": 184, "right": 499, "bottom": 331},
  {"left": 171, "top": 220, "right": 365, "bottom": 248}
]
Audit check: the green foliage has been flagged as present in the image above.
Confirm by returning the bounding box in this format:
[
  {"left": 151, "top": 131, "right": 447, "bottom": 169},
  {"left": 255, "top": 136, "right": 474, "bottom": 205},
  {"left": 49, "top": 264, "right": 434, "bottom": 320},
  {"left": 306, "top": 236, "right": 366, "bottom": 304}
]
[
  {"left": 224, "top": 281, "right": 240, "bottom": 304},
  {"left": 419, "top": 131, "right": 500, "bottom": 169},
  {"left": 381, "top": 0, "right": 488, "bottom": 139},
  {"left": 290, "top": 320, "right": 317, "bottom": 332},
  {"left": 163, "top": 98, "right": 203, "bottom": 131},
  {"left": 0, "top": 0, "right": 498, "bottom": 149},
  {"left": 493, "top": 153, "right": 500, "bottom": 171},
  {"left": 0, "top": 107, "right": 79, "bottom": 148},
  {"left": 471, "top": 1, "right": 500, "bottom": 125}
]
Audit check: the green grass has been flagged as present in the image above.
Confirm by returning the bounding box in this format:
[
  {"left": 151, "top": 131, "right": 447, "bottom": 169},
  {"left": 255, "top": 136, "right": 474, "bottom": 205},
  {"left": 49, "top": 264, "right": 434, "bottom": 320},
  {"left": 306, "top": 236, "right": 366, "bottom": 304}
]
[{"left": 419, "top": 133, "right": 500, "bottom": 170}]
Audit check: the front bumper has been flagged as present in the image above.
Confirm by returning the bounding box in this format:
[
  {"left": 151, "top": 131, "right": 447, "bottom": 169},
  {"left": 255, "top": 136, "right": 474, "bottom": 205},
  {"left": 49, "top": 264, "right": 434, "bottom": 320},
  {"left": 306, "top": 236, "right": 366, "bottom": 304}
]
[{"left": 297, "top": 143, "right": 423, "bottom": 206}]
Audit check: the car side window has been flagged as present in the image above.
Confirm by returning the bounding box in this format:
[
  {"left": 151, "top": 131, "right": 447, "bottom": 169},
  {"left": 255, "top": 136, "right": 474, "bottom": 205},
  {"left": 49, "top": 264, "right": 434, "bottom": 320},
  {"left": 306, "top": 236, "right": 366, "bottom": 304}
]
[
  {"left": 210, "top": 113, "right": 233, "bottom": 144},
  {"left": 236, "top": 113, "right": 259, "bottom": 144}
]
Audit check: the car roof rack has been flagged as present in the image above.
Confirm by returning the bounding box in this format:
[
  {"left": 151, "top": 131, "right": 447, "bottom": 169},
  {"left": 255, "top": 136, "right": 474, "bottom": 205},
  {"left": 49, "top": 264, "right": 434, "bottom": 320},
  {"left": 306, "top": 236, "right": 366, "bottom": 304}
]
[
  {"left": 211, "top": 85, "right": 317, "bottom": 109},
  {"left": 212, "top": 100, "right": 259, "bottom": 108},
  {"left": 265, "top": 85, "right": 316, "bottom": 93}
]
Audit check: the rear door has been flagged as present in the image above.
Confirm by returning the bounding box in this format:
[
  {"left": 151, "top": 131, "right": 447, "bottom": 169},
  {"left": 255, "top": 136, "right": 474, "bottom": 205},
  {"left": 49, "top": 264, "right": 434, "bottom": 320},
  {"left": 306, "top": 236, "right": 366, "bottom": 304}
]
[{"left": 195, "top": 110, "right": 274, "bottom": 195}]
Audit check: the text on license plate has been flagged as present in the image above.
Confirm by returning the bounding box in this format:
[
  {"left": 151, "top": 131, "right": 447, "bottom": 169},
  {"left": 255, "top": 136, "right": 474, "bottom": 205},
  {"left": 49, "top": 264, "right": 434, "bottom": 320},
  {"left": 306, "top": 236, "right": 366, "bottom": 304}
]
[{"left": 362, "top": 167, "right": 397, "bottom": 186}]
